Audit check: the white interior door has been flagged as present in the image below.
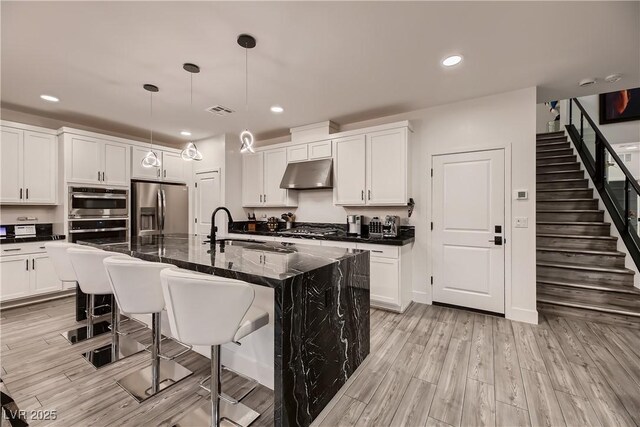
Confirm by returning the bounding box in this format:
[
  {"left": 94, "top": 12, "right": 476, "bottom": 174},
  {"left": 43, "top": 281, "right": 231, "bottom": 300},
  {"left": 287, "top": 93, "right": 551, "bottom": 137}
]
[
  {"left": 195, "top": 170, "right": 221, "bottom": 236},
  {"left": 432, "top": 149, "right": 505, "bottom": 314}
]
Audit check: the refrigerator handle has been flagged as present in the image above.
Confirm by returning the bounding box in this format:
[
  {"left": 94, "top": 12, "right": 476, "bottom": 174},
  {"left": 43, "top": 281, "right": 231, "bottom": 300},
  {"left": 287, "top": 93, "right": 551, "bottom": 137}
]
[
  {"left": 161, "top": 189, "right": 167, "bottom": 231},
  {"left": 157, "top": 190, "right": 162, "bottom": 232}
]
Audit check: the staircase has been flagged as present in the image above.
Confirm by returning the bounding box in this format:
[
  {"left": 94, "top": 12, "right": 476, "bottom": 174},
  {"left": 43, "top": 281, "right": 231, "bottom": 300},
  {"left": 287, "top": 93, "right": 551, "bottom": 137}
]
[{"left": 536, "top": 131, "right": 640, "bottom": 328}]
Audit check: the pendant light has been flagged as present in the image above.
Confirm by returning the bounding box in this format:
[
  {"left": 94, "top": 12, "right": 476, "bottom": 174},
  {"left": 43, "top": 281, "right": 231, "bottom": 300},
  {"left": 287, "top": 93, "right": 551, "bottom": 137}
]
[
  {"left": 238, "top": 34, "right": 256, "bottom": 153},
  {"left": 181, "top": 63, "right": 203, "bottom": 161},
  {"left": 141, "top": 84, "right": 161, "bottom": 168}
]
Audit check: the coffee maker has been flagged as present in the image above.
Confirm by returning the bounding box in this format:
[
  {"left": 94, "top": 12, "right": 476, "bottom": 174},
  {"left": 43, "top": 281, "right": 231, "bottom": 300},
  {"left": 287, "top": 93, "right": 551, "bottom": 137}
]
[
  {"left": 383, "top": 215, "right": 400, "bottom": 238},
  {"left": 346, "top": 215, "right": 362, "bottom": 236}
]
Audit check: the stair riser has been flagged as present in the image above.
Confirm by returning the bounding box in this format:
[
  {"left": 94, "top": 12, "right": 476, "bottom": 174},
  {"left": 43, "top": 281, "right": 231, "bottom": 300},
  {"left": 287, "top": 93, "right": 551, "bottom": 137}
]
[
  {"left": 537, "top": 155, "right": 576, "bottom": 166},
  {"left": 536, "top": 142, "right": 571, "bottom": 151},
  {"left": 537, "top": 250, "right": 625, "bottom": 268},
  {"left": 536, "top": 236, "right": 617, "bottom": 251},
  {"left": 537, "top": 223, "right": 610, "bottom": 236},
  {"left": 537, "top": 189, "right": 593, "bottom": 200},
  {"left": 537, "top": 200, "right": 599, "bottom": 210},
  {"left": 537, "top": 131, "right": 565, "bottom": 138},
  {"left": 537, "top": 149, "right": 574, "bottom": 158},
  {"left": 536, "top": 265, "right": 633, "bottom": 286},
  {"left": 537, "top": 139, "right": 568, "bottom": 146},
  {"left": 537, "top": 171, "right": 584, "bottom": 182},
  {"left": 537, "top": 163, "right": 581, "bottom": 173},
  {"left": 537, "top": 211, "right": 604, "bottom": 222},
  {"left": 537, "top": 302, "right": 640, "bottom": 329},
  {"left": 537, "top": 180, "right": 589, "bottom": 190}
]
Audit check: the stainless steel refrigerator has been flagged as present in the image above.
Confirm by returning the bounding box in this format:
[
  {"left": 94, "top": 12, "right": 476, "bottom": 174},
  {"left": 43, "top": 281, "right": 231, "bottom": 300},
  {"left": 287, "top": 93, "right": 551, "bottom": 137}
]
[{"left": 131, "top": 181, "right": 189, "bottom": 236}]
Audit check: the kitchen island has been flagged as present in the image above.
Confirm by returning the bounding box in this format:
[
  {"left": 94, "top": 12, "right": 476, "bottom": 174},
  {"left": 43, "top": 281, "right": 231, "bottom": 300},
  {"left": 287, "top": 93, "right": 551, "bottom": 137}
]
[{"left": 79, "top": 234, "right": 370, "bottom": 427}]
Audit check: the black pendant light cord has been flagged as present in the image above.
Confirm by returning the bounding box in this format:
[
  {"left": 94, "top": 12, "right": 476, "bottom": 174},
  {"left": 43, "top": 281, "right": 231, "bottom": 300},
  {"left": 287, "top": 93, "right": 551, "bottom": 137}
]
[
  {"left": 149, "top": 91, "right": 154, "bottom": 150},
  {"left": 245, "top": 43, "right": 249, "bottom": 130}
]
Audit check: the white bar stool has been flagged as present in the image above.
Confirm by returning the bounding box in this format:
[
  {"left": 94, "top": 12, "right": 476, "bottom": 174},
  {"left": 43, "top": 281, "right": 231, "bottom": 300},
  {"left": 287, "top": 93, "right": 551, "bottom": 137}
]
[
  {"left": 67, "top": 248, "right": 146, "bottom": 368},
  {"left": 161, "top": 268, "right": 269, "bottom": 427},
  {"left": 103, "top": 256, "right": 193, "bottom": 402},
  {"left": 45, "top": 242, "right": 111, "bottom": 344}
]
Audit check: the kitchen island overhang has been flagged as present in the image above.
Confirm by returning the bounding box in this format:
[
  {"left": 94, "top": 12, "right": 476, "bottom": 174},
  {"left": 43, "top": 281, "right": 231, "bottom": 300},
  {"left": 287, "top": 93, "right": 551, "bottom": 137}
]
[{"left": 79, "top": 234, "right": 370, "bottom": 427}]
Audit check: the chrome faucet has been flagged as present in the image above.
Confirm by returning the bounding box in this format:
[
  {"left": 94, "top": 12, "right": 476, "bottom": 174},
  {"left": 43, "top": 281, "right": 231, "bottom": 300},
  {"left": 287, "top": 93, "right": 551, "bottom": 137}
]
[{"left": 209, "top": 207, "right": 233, "bottom": 245}]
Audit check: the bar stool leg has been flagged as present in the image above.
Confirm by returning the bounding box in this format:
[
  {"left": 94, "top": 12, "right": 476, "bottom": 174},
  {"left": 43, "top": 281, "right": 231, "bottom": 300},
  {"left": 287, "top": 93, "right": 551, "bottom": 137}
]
[
  {"left": 151, "top": 312, "right": 161, "bottom": 395},
  {"left": 61, "top": 292, "right": 111, "bottom": 344},
  {"left": 211, "top": 345, "right": 221, "bottom": 427},
  {"left": 111, "top": 297, "right": 120, "bottom": 361},
  {"left": 87, "top": 294, "right": 95, "bottom": 337}
]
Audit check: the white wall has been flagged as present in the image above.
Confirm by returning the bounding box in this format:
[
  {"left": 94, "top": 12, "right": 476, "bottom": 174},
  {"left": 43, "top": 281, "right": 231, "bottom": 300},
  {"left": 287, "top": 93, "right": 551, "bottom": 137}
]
[
  {"left": 578, "top": 94, "right": 640, "bottom": 144},
  {"left": 536, "top": 103, "right": 557, "bottom": 134},
  {"left": 256, "top": 87, "right": 538, "bottom": 323}
]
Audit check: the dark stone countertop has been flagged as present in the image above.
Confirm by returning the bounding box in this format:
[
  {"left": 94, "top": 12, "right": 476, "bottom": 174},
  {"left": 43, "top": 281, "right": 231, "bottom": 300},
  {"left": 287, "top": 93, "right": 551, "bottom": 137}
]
[
  {"left": 0, "top": 234, "right": 66, "bottom": 245},
  {"left": 227, "top": 222, "right": 415, "bottom": 246},
  {"left": 78, "top": 233, "right": 367, "bottom": 288}
]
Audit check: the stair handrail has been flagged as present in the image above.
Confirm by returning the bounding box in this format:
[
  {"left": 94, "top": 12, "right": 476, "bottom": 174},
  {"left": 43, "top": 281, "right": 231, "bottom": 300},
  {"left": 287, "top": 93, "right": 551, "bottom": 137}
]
[{"left": 567, "top": 97, "right": 640, "bottom": 270}]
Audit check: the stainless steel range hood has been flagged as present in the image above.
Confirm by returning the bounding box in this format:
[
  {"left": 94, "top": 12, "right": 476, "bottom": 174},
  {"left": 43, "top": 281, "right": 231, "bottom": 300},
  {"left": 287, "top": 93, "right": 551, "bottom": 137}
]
[{"left": 279, "top": 158, "right": 333, "bottom": 189}]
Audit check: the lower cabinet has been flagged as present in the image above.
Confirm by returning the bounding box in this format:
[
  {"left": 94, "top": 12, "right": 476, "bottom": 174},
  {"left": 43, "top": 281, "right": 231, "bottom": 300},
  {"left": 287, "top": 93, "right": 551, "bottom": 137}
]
[{"left": 0, "top": 243, "right": 63, "bottom": 302}]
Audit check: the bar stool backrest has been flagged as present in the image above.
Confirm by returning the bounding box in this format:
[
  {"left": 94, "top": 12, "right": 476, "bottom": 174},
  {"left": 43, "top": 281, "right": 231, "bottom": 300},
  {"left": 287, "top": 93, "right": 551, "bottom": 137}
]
[
  {"left": 160, "top": 268, "right": 255, "bottom": 347},
  {"left": 104, "top": 257, "right": 174, "bottom": 315},
  {"left": 45, "top": 242, "right": 97, "bottom": 282},
  {"left": 67, "top": 247, "right": 117, "bottom": 295}
]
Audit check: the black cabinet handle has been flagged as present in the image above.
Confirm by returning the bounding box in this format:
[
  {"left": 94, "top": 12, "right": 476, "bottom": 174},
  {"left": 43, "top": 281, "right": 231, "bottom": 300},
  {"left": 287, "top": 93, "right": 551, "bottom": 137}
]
[
  {"left": 164, "top": 170, "right": 166, "bottom": 178},
  {"left": 26, "top": 188, "right": 29, "bottom": 199},
  {"left": 361, "top": 190, "right": 364, "bottom": 201},
  {"left": 3, "top": 248, "right": 21, "bottom": 252},
  {"left": 19, "top": 188, "right": 23, "bottom": 199},
  {"left": 25, "top": 259, "right": 29, "bottom": 271},
  {"left": 32, "top": 259, "right": 35, "bottom": 269},
  {"left": 98, "top": 171, "right": 101, "bottom": 181},
  {"left": 368, "top": 190, "right": 371, "bottom": 200}
]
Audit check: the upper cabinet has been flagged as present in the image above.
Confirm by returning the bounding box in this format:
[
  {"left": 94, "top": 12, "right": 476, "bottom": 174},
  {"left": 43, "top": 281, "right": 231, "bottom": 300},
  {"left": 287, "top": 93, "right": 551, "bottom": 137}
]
[
  {"left": 286, "top": 140, "right": 332, "bottom": 163},
  {"left": 242, "top": 149, "right": 297, "bottom": 207},
  {"left": 64, "top": 134, "right": 129, "bottom": 186},
  {"left": 334, "top": 125, "right": 410, "bottom": 206},
  {"left": 131, "top": 147, "right": 187, "bottom": 183},
  {"left": 0, "top": 125, "right": 57, "bottom": 205}
]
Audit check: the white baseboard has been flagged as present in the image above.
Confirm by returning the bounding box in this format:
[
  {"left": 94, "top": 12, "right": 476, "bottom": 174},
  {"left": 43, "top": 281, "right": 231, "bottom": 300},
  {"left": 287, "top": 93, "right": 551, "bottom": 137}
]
[
  {"left": 412, "top": 290, "right": 431, "bottom": 304},
  {"left": 507, "top": 307, "right": 538, "bottom": 324}
]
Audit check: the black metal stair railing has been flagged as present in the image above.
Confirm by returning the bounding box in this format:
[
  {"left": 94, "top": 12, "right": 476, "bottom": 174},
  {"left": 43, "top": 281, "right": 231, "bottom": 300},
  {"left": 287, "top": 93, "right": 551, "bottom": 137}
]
[{"left": 566, "top": 98, "right": 640, "bottom": 270}]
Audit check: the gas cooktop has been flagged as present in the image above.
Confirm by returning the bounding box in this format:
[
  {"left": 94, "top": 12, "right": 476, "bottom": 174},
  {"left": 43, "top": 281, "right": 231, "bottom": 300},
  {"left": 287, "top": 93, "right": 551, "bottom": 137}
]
[{"left": 279, "top": 227, "right": 341, "bottom": 237}]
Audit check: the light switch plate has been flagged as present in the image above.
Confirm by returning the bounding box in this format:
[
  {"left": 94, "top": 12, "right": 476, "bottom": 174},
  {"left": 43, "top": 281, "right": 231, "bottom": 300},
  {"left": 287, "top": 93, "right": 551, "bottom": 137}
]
[
  {"left": 516, "top": 190, "right": 528, "bottom": 200},
  {"left": 515, "top": 217, "right": 528, "bottom": 228}
]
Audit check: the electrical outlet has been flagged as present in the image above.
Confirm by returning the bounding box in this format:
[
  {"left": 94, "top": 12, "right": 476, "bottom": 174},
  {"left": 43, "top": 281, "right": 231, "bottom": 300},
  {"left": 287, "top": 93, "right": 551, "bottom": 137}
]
[{"left": 515, "top": 217, "right": 528, "bottom": 228}]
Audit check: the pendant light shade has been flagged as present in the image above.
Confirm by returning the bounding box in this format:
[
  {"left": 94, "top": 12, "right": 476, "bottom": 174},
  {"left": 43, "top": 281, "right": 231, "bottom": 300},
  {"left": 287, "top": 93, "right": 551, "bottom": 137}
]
[
  {"left": 238, "top": 34, "right": 256, "bottom": 154},
  {"left": 180, "top": 63, "right": 203, "bottom": 161},
  {"left": 142, "top": 84, "right": 161, "bottom": 168}
]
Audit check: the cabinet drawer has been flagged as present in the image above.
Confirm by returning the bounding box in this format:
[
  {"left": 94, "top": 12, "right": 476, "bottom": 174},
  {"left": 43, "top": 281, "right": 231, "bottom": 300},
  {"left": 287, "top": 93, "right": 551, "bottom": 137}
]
[
  {"left": 308, "top": 140, "right": 332, "bottom": 159},
  {"left": 287, "top": 145, "right": 308, "bottom": 163},
  {"left": 1, "top": 242, "right": 49, "bottom": 257},
  {"left": 356, "top": 243, "right": 399, "bottom": 259}
]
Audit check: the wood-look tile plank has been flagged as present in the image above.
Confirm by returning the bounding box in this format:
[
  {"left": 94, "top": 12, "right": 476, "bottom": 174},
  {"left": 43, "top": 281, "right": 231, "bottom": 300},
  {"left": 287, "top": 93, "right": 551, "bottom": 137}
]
[
  {"left": 493, "top": 329, "right": 527, "bottom": 409},
  {"left": 468, "top": 314, "right": 494, "bottom": 384},
  {"left": 426, "top": 417, "right": 454, "bottom": 427},
  {"left": 436, "top": 306, "right": 458, "bottom": 324},
  {"left": 532, "top": 326, "right": 585, "bottom": 397},
  {"left": 546, "top": 317, "right": 595, "bottom": 368},
  {"left": 555, "top": 391, "right": 601, "bottom": 427},
  {"left": 570, "top": 362, "right": 636, "bottom": 427},
  {"left": 520, "top": 369, "right": 566, "bottom": 427},
  {"left": 415, "top": 321, "right": 454, "bottom": 384},
  {"left": 396, "top": 303, "right": 426, "bottom": 333},
  {"left": 390, "top": 377, "right": 436, "bottom": 427},
  {"left": 451, "top": 311, "right": 474, "bottom": 342},
  {"left": 511, "top": 321, "right": 547, "bottom": 373},
  {"left": 492, "top": 317, "right": 511, "bottom": 336},
  {"left": 495, "top": 401, "right": 531, "bottom": 427},
  {"left": 608, "top": 325, "right": 640, "bottom": 359},
  {"left": 460, "top": 378, "right": 495, "bottom": 427},
  {"left": 429, "top": 338, "right": 471, "bottom": 427},
  {"left": 590, "top": 323, "right": 640, "bottom": 388},
  {"left": 319, "top": 395, "right": 367, "bottom": 427}
]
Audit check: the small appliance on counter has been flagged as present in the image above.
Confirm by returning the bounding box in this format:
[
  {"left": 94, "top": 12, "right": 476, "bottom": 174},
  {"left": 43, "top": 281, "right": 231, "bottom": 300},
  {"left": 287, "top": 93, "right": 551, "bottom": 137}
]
[
  {"left": 247, "top": 213, "right": 257, "bottom": 232},
  {"left": 281, "top": 212, "right": 296, "bottom": 229},
  {"left": 14, "top": 225, "right": 37, "bottom": 238},
  {"left": 368, "top": 217, "right": 383, "bottom": 238},
  {"left": 267, "top": 216, "right": 280, "bottom": 232},
  {"left": 383, "top": 215, "right": 400, "bottom": 238},
  {"left": 346, "top": 215, "right": 362, "bottom": 236}
]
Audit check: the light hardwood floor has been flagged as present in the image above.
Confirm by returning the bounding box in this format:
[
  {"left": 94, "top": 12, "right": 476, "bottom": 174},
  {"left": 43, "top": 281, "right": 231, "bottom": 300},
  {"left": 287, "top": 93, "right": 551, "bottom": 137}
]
[{"left": 2, "top": 298, "right": 640, "bottom": 426}]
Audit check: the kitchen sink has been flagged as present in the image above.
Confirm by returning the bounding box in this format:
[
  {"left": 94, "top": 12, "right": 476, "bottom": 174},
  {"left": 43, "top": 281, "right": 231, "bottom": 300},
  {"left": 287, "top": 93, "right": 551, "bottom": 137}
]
[{"left": 202, "top": 238, "right": 267, "bottom": 246}]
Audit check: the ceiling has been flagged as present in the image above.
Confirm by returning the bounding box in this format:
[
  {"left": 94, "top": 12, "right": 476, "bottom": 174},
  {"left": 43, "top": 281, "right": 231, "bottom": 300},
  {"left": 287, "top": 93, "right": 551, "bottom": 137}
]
[{"left": 2, "top": 1, "right": 639, "bottom": 146}]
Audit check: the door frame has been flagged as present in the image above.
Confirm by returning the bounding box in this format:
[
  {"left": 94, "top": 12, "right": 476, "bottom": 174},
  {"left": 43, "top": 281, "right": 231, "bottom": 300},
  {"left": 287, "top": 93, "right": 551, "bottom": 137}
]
[
  {"left": 427, "top": 143, "right": 512, "bottom": 318},
  {"left": 194, "top": 168, "right": 222, "bottom": 236}
]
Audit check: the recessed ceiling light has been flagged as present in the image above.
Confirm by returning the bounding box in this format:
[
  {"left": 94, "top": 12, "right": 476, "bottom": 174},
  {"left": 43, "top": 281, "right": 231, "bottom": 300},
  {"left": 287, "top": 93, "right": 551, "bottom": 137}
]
[
  {"left": 605, "top": 73, "right": 622, "bottom": 83},
  {"left": 442, "top": 55, "right": 463, "bottom": 67},
  {"left": 270, "top": 105, "right": 284, "bottom": 114},
  {"left": 180, "top": 130, "right": 192, "bottom": 136},
  {"left": 579, "top": 78, "right": 597, "bottom": 87},
  {"left": 40, "top": 94, "right": 59, "bottom": 102}
]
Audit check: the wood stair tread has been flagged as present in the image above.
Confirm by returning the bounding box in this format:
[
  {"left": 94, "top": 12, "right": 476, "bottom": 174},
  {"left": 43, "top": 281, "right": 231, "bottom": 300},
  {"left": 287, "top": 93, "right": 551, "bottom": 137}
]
[
  {"left": 537, "top": 221, "right": 609, "bottom": 225},
  {"left": 537, "top": 246, "right": 624, "bottom": 256},
  {"left": 537, "top": 170, "right": 582, "bottom": 175},
  {"left": 536, "top": 198, "right": 595, "bottom": 202},
  {"left": 536, "top": 209, "right": 603, "bottom": 213},
  {"left": 537, "top": 278, "right": 640, "bottom": 294},
  {"left": 538, "top": 288, "right": 640, "bottom": 318},
  {"left": 536, "top": 233, "right": 616, "bottom": 240},
  {"left": 536, "top": 179, "right": 586, "bottom": 183},
  {"left": 537, "top": 261, "right": 634, "bottom": 275}
]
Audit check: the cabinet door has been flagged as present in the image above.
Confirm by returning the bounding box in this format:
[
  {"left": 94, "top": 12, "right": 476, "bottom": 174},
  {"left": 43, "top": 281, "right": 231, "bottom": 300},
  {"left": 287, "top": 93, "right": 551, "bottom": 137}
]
[
  {"left": 366, "top": 128, "right": 407, "bottom": 205},
  {"left": 333, "top": 135, "right": 366, "bottom": 205},
  {"left": 308, "top": 140, "right": 332, "bottom": 159},
  {"left": 0, "top": 255, "right": 31, "bottom": 301},
  {"left": 103, "top": 142, "right": 129, "bottom": 186},
  {"left": 132, "top": 147, "right": 162, "bottom": 180},
  {"left": 0, "top": 127, "right": 23, "bottom": 203},
  {"left": 242, "top": 152, "right": 264, "bottom": 207},
  {"left": 23, "top": 132, "right": 56, "bottom": 203},
  {"left": 30, "top": 254, "right": 62, "bottom": 295},
  {"left": 287, "top": 145, "right": 308, "bottom": 163},
  {"left": 263, "top": 149, "right": 288, "bottom": 206},
  {"left": 69, "top": 136, "right": 102, "bottom": 184},
  {"left": 162, "top": 151, "right": 186, "bottom": 183},
  {"left": 369, "top": 256, "right": 400, "bottom": 307}
]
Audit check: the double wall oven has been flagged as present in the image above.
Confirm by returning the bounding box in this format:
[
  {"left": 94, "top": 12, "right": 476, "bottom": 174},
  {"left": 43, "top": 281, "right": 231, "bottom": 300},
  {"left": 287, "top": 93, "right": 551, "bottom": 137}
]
[{"left": 68, "top": 187, "right": 128, "bottom": 243}]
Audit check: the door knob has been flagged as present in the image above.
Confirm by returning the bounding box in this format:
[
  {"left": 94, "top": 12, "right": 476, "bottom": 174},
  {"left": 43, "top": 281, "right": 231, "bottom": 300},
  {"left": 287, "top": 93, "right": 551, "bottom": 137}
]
[{"left": 489, "top": 236, "right": 503, "bottom": 245}]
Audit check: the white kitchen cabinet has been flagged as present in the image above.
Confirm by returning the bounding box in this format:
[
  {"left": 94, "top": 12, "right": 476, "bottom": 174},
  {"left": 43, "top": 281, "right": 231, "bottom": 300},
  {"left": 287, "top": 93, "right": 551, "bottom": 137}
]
[
  {"left": 1, "top": 125, "right": 57, "bottom": 204},
  {"left": 66, "top": 134, "right": 129, "bottom": 186},
  {"left": 30, "top": 253, "right": 62, "bottom": 295},
  {"left": 286, "top": 145, "right": 308, "bottom": 163},
  {"left": 131, "top": 147, "right": 186, "bottom": 183},
  {"left": 333, "top": 135, "right": 367, "bottom": 205},
  {"left": 369, "top": 256, "right": 400, "bottom": 306},
  {"left": 132, "top": 147, "right": 162, "bottom": 180},
  {"left": 334, "top": 125, "right": 410, "bottom": 206},
  {"left": 162, "top": 151, "right": 187, "bottom": 182},
  {"left": 242, "top": 149, "right": 297, "bottom": 208},
  {"left": 0, "top": 255, "right": 31, "bottom": 301},
  {"left": 308, "top": 140, "right": 332, "bottom": 159}
]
